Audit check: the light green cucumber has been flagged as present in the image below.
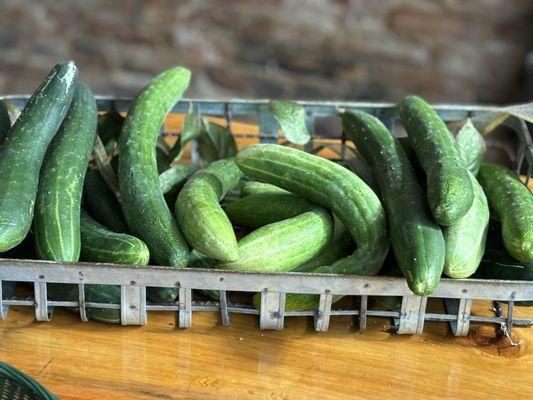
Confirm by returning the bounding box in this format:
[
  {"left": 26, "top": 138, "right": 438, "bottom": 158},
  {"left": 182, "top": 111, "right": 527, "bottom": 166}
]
[
  {"left": 219, "top": 208, "right": 332, "bottom": 272},
  {"left": 176, "top": 158, "right": 242, "bottom": 262}
]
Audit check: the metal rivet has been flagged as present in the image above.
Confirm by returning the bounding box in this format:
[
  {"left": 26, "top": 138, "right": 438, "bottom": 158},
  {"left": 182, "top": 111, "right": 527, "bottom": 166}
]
[
  {"left": 38, "top": 275, "right": 45, "bottom": 280},
  {"left": 219, "top": 277, "right": 224, "bottom": 282},
  {"left": 462, "top": 289, "right": 468, "bottom": 294},
  {"left": 129, "top": 305, "right": 136, "bottom": 310},
  {"left": 175, "top": 282, "right": 180, "bottom": 287},
  {"left": 325, "top": 289, "right": 330, "bottom": 294},
  {"left": 364, "top": 283, "right": 370, "bottom": 289},
  {"left": 130, "top": 280, "right": 136, "bottom": 286}
]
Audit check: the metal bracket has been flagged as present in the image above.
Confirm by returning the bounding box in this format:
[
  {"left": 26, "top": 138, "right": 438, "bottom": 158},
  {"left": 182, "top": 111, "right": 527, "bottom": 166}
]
[
  {"left": 0, "top": 281, "right": 7, "bottom": 320},
  {"left": 398, "top": 295, "right": 427, "bottom": 334},
  {"left": 359, "top": 295, "right": 368, "bottom": 331},
  {"left": 219, "top": 290, "right": 230, "bottom": 326},
  {"left": 178, "top": 287, "right": 192, "bottom": 328},
  {"left": 78, "top": 283, "right": 88, "bottom": 322},
  {"left": 314, "top": 291, "right": 333, "bottom": 332},
  {"left": 259, "top": 291, "right": 285, "bottom": 330},
  {"left": 34, "top": 281, "right": 52, "bottom": 321},
  {"left": 120, "top": 285, "right": 147, "bottom": 326},
  {"left": 445, "top": 298, "right": 472, "bottom": 336}
]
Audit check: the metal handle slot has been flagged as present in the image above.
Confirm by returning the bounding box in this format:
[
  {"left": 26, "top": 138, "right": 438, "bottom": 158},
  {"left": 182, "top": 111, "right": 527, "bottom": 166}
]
[
  {"left": 314, "top": 291, "right": 333, "bottom": 332},
  {"left": 219, "top": 290, "right": 230, "bottom": 326},
  {"left": 259, "top": 290, "right": 285, "bottom": 330},
  {"left": 178, "top": 287, "right": 192, "bottom": 328},
  {"left": 34, "top": 281, "right": 52, "bottom": 322},
  {"left": 78, "top": 283, "right": 88, "bottom": 322},
  {"left": 398, "top": 296, "right": 427, "bottom": 334},
  {"left": 120, "top": 285, "right": 147, "bottom": 326},
  {"left": 445, "top": 298, "right": 472, "bottom": 336},
  {"left": 359, "top": 295, "right": 368, "bottom": 331}
]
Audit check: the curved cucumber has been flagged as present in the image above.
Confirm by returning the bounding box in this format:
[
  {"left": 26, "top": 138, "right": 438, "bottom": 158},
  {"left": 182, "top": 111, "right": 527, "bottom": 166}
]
[
  {"left": 84, "top": 169, "right": 129, "bottom": 233},
  {"left": 443, "top": 173, "right": 489, "bottom": 277},
  {"left": 295, "top": 220, "right": 354, "bottom": 271},
  {"left": 48, "top": 211, "right": 150, "bottom": 323},
  {"left": 219, "top": 208, "right": 332, "bottom": 272},
  {"left": 478, "top": 163, "right": 533, "bottom": 262},
  {"left": 399, "top": 95, "right": 473, "bottom": 226},
  {"left": 118, "top": 66, "right": 190, "bottom": 268},
  {"left": 225, "top": 192, "right": 317, "bottom": 229},
  {"left": 176, "top": 158, "right": 242, "bottom": 262},
  {"left": 34, "top": 84, "right": 97, "bottom": 262},
  {"left": 236, "top": 144, "right": 389, "bottom": 311},
  {"left": 241, "top": 181, "right": 288, "bottom": 196},
  {"left": 0, "top": 61, "right": 78, "bottom": 252},
  {"left": 159, "top": 163, "right": 196, "bottom": 194},
  {"left": 343, "top": 110, "right": 444, "bottom": 295}
]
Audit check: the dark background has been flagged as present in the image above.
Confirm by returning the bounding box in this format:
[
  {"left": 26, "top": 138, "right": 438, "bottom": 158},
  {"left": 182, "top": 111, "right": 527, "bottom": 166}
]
[{"left": 0, "top": 0, "right": 532, "bottom": 103}]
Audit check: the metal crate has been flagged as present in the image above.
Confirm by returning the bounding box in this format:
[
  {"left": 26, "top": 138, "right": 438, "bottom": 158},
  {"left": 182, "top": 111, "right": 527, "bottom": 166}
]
[{"left": 0, "top": 96, "right": 532, "bottom": 336}]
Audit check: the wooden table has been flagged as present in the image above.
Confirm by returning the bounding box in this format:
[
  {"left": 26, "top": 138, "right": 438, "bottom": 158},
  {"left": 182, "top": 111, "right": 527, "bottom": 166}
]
[{"left": 1, "top": 301, "right": 532, "bottom": 399}]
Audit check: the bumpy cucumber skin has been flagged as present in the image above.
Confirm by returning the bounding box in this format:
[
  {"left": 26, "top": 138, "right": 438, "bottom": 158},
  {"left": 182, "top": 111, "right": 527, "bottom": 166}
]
[
  {"left": 225, "top": 192, "right": 317, "bottom": 229},
  {"left": 0, "top": 62, "right": 78, "bottom": 252},
  {"left": 118, "top": 66, "right": 190, "bottom": 268},
  {"left": 34, "top": 84, "right": 97, "bottom": 262},
  {"left": 296, "top": 220, "right": 354, "bottom": 271},
  {"left": 236, "top": 144, "right": 389, "bottom": 311},
  {"left": 176, "top": 158, "right": 242, "bottom": 262},
  {"left": 219, "top": 208, "right": 332, "bottom": 272},
  {"left": 47, "top": 211, "right": 150, "bottom": 324},
  {"left": 478, "top": 163, "right": 533, "bottom": 262},
  {"left": 84, "top": 169, "right": 130, "bottom": 233},
  {"left": 159, "top": 163, "right": 196, "bottom": 194},
  {"left": 399, "top": 95, "right": 473, "bottom": 226},
  {"left": 79, "top": 210, "right": 150, "bottom": 265},
  {"left": 241, "top": 181, "right": 288, "bottom": 196},
  {"left": 443, "top": 173, "right": 489, "bottom": 278},
  {"left": 343, "top": 110, "right": 445, "bottom": 295}
]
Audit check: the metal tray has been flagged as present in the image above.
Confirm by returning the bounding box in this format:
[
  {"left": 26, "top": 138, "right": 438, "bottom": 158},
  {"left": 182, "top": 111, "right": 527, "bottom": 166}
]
[{"left": 0, "top": 96, "right": 532, "bottom": 336}]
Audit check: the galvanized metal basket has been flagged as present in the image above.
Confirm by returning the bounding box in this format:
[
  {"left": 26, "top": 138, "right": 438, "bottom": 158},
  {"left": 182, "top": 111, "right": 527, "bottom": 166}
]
[{"left": 0, "top": 97, "right": 532, "bottom": 336}]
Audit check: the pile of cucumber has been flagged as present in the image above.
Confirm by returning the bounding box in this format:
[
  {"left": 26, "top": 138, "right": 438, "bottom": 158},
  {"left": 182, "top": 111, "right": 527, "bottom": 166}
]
[{"left": 0, "top": 62, "right": 531, "bottom": 323}]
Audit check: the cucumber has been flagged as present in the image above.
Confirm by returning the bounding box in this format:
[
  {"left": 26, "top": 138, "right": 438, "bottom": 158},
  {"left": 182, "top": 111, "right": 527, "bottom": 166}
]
[
  {"left": 295, "top": 220, "right": 354, "bottom": 271},
  {"left": 236, "top": 144, "right": 389, "bottom": 311},
  {"left": 443, "top": 173, "right": 489, "bottom": 277},
  {"left": 478, "top": 163, "right": 533, "bottom": 262},
  {"left": 47, "top": 211, "right": 150, "bottom": 323},
  {"left": 84, "top": 169, "right": 129, "bottom": 233},
  {"left": 343, "top": 110, "right": 444, "bottom": 295},
  {"left": 0, "top": 61, "right": 78, "bottom": 252},
  {"left": 176, "top": 158, "right": 242, "bottom": 262},
  {"left": 241, "top": 181, "right": 288, "bottom": 196},
  {"left": 398, "top": 95, "right": 473, "bottom": 226},
  {"left": 219, "top": 208, "right": 332, "bottom": 272},
  {"left": 0, "top": 100, "right": 11, "bottom": 145},
  {"left": 118, "top": 66, "right": 190, "bottom": 268},
  {"left": 159, "top": 163, "right": 196, "bottom": 194},
  {"left": 225, "top": 192, "right": 317, "bottom": 229},
  {"left": 34, "top": 84, "right": 97, "bottom": 262}
]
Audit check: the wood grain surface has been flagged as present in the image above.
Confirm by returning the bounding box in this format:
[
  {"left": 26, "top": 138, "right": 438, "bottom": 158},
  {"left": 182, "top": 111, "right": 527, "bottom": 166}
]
[{"left": 0, "top": 300, "right": 532, "bottom": 400}]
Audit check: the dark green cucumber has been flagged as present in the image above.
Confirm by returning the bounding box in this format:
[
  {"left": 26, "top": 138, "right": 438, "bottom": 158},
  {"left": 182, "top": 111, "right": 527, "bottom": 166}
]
[
  {"left": 241, "top": 181, "right": 288, "bottom": 196},
  {"left": 399, "top": 95, "right": 473, "bottom": 226},
  {"left": 225, "top": 192, "right": 317, "bottom": 229},
  {"left": 343, "top": 110, "right": 444, "bottom": 295},
  {"left": 34, "top": 84, "right": 97, "bottom": 262},
  {"left": 478, "top": 163, "right": 533, "bottom": 262},
  {"left": 118, "top": 66, "right": 190, "bottom": 268},
  {"left": 176, "top": 158, "right": 242, "bottom": 262},
  {"left": 47, "top": 211, "right": 150, "bottom": 323},
  {"left": 475, "top": 248, "right": 532, "bottom": 280},
  {"left": 0, "top": 61, "right": 78, "bottom": 252},
  {"left": 236, "top": 144, "right": 389, "bottom": 311},
  {"left": 84, "top": 169, "right": 129, "bottom": 233},
  {"left": 443, "top": 173, "right": 489, "bottom": 277},
  {"left": 219, "top": 208, "right": 332, "bottom": 272},
  {"left": 0, "top": 100, "right": 11, "bottom": 145}
]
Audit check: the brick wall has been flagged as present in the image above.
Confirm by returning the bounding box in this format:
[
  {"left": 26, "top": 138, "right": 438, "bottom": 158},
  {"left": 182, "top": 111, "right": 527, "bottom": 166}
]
[{"left": 0, "top": 0, "right": 531, "bottom": 103}]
